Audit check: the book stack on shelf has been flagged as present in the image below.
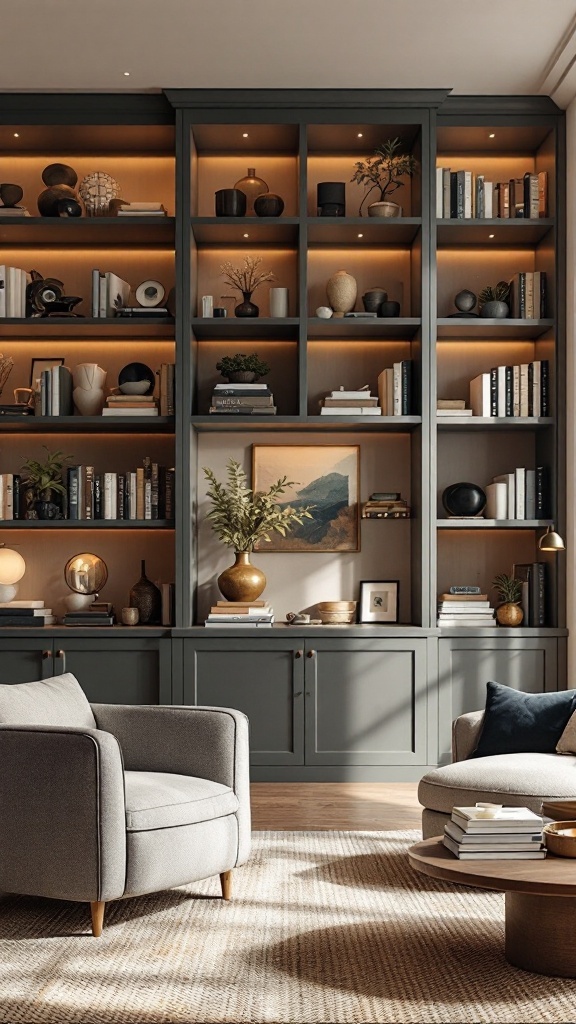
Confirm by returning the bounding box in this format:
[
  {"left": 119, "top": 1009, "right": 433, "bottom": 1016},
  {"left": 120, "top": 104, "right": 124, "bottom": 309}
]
[
  {"left": 0, "top": 601, "right": 56, "bottom": 627},
  {"left": 469, "top": 360, "right": 549, "bottom": 418},
  {"left": 67, "top": 458, "right": 175, "bottom": 521},
  {"left": 0, "top": 206, "right": 30, "bottom": 217},
  {"left": 209, "top": 383, "right": 276, "bottom": 416},
  {"left": 362, "top": 492, "right": 411, "bottom": 519},
  {"left": 102, "top": 395, "right": 159, "bottom": 417},
  {"left": 205, "top": 600, "right": 274, "bottom": 628},
  {"left": 512, "top": 562, "right": 547, "bottom": 627},
  {"left": 437, "top": 593, "right": 496, "bottom": 628},
  {"left": 377, "top": 361, "right": 413, "bottom": 415},
  {"left": 485, "top": 466, "right": 547, "bottom": 521},
  {"left": 320, "top": 386, "right": 380, "bottom": 416},
  {"left": 63, "top": 603, "right": 115, "bottom": 627},
  {"left": 436, "top": 168, "right": 547, "bottom": 220},
  {"left": 91, "top": 270, "right": 131, "bottom": 318},
  {"left": 0, "top": 473, "right": 21, "bottom": 519},
  {"left": 116, "top": 202, "right": 167, "bottom": 217},
  {"left": 509, "top": 271, "right": 547, "bottom": 318},
  {"left": 437, "top": 399, "right": 472, "bottom": 417},
  {"left": 0, "top": 265, "right": 27, "bottom": 316},
  {"left": 443, "top": 805, "right": 545, "bottom": 860},
  {"left": 38, "top": 365, "right": 73, "bottom": 416}
]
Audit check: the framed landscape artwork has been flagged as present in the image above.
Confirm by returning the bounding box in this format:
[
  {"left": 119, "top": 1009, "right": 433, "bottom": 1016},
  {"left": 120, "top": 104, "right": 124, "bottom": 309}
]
[{"left": 252, "top": 444, "right": 360, "bottom": 552}]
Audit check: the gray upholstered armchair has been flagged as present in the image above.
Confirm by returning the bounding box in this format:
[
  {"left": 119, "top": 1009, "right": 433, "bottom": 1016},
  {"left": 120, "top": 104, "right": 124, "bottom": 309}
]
[{"left": 0, "top": 673, "right": 251, "bottom": 936}]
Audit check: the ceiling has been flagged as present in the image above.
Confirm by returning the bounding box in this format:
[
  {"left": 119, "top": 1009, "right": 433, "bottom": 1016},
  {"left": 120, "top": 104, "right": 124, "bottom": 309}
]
[{"left": 2, "top": 0, "right": 576, "bottom": 106}]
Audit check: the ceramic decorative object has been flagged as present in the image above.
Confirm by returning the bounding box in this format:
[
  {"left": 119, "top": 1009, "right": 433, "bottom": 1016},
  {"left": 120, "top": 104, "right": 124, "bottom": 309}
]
[
  {"left": 129, "top": 559, "right": 161, "bottom": 624},
  {"left": 57, "top": 197, "right": 82, "bottom": 217},
  {"left": 362, "top": 288, "right": 387, "bottom": 312},
  {"left": 118, "top": 362, "right": 155, "bottom": 395},
  {"left": 0, "top": 183, "right": 23, "bottom": 207},
  {"left": 317, "top": 182, "right": 345, "bottom": 217},
  {"left": 235, "top": 291, "right": 259, "bottom": 317},
  {"left": 480, "top": 299, "right": 509, "bottom": 319},
  {"left": 135, "top": 280, "right": 165, "bottom": 307},
  {"left": 316, "top": 306, "right": 333, "bottom": 318},
  {"left": 455, "top": 289, "right": 478, "bottom": 315},
  {"left": 217, "top": 551, "right": 266, "bottom": 602},
  {"left": 326, "top": 270, "right": 357, "bottom": 318},
  {"left": 367, "top": 201, "right": 402, "bottom": 217},
  {"left": 78, "top": 171, "right": 120, "bottom": 216},
  {"left": 42, "top": 163, "right": 78, "bottom": 188},
  {"left": 496, "top": 602, "right": 524, "bottom": 627},
  {"left": 442, "top": 482, "right": 486, "bottom": 518},
  {"left": 269, "top": 287, "right": 289, "bottom": 317},
  {"left": 37, "top": 184, "right": 78, "bottom": 217},
  {"left": 72, "top": 362, "right": 107, "bottom": 415},
  {"left": 478, "top": 282, "right": 510, "bottom": 319},
  {"left": 121, "top": 606, "right": 140, "bottom": 626},
  {"left": 378, "top": 300, "right": 401, "bottom": 317},
  {"left": 254, "top": 192, "right": 284, "bottom": 217},
  {"left": 215, "top": 188, "right": 246, "bottom": 217},
  {"left": 233, "top": 168, "right": 268, "bottom": 215}
]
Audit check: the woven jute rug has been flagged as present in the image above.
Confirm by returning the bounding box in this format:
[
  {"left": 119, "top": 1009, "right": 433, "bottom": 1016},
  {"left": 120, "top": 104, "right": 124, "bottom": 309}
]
[{"left": 1, "top": 830, "right": 575, "bottom": 1024}]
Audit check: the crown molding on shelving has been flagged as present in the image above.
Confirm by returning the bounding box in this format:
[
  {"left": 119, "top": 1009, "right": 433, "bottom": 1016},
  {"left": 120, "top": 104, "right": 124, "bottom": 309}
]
[
  {"left": 538, "top": 12, "right": 576, "bottom": 108},
  {"left": 164, "top": 88, "right": 453, "bottom": 111}
]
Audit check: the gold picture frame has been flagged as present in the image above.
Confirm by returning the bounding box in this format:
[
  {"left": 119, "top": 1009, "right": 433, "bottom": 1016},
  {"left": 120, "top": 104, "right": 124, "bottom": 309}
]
[{"left": 252, "top": 444, "right": 360, "bottom": 552}]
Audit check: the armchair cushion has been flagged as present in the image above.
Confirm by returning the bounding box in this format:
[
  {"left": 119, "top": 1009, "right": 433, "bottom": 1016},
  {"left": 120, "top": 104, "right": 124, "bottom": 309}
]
[
  {"left": 470, "top": 681, "right": 576, "bottom": 757},
  {"left": 0, "top": 673, "right": 96, "bottom": 729},
  {"left": 124, "top": 772, "right": 239, "bottom": 832}
]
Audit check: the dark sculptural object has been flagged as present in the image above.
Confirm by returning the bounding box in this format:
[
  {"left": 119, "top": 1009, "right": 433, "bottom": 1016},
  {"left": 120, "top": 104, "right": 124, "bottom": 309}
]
[
  {"left": 442, "top": 482, "right": 486, "bottom": 518},
  {"left": 57, "top": 197, "right": 83, "bottom": 217},
  {"left": 118, "top": 362, "right": 156, "bottom": 394},
  {"left": 254, "top": 192, "right": 285, "bottom": 217},
  {"left": 37, "top": 184, "right": 78, "bottom": 217},
  {"left": 129, "top": 560, "right": 161, "bottom": 624},
  {"left": 215, "top": 188, "right": 247, "bottom": 217},
  {"left": 42, "top": 163, "right": 78, "bottom": 188},
  {"left": 0, "top": 183, "right": 24, "bottom": 207}
]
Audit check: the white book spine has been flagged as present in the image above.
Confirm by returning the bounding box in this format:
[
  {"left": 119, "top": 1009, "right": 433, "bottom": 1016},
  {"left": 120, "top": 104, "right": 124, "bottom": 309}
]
[
  {"left": 129, "top": 472, "right": 137, "bottom": 520},
  {"left": 464, "top": 170, "right": 472, "bottom": 218},
  {"left": 497, "top": 365, "right": 507, "bottom": 417},
  {"left": 436, "top": 167, "right": 443, "bottom": 218},
  {"left": 393, "top": 362, "right": 402, "bottom": 416},
  {"left": 442, "top": 167, "right": 451, "bottom": 218},
  {"left": 485, "top": 481, "right": 507, "bottom": 520},
  {"left": 525, "top": 469, "right": 536, "bottom": 519},
  {"left": 104, "top": 473, "right": 115, "bottom": 520},
  {"left": 484, "top": 182, "right": 493, "bottom": 218},
  {"left": 4, "top": 474, "right": 13, "bottom": 520},
  {"left": 0, "top": 266, "right": 5, "bottom": 317},
  {"left": 98, "top": 274, "right": 107, "bottom": 318},
  {"left": 493, "top": 473, "right": 515, "bottom": 519},
  {"left": 519, "top": 364, "right": 529, "bottom": 417},
  {"left": 91, "top": 269, "right": 100, "bottom": 317},
  {"left": 469, "top": 373, "right": 491, "bottom": 416},
  {"left": 532, "top": 360, "right": 541, "bottom": 417},
  {"left": 513, "top": 364, "right": 521, "bottom": 416},
  {"left": 515, "top": 467, "right": 526, "bottom": 519}
]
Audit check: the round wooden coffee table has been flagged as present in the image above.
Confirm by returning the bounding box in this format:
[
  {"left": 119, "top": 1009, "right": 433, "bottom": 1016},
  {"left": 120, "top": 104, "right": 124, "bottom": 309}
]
[{"left": 409, "top": 837, "right": 576, "bottom": 977}]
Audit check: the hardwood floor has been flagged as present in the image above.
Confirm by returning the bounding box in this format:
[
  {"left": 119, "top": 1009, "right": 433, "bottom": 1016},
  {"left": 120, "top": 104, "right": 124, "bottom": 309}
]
[{"left": 251, "top": 782, "right": 422, "bottom": 830}]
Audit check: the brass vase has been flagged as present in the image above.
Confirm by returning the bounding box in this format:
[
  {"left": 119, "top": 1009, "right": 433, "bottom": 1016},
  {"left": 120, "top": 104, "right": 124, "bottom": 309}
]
[
  {"left": 218, "top": 551, "right": 266, "bottom": 602},
  {"left": 496, "top": 602, "right": 524, "bottom": 627}
]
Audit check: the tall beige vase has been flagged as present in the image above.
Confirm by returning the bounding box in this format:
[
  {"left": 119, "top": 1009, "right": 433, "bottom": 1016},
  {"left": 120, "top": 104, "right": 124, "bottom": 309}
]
[{"left": 326, "top": 270, "right": 357, "bottom": 318}]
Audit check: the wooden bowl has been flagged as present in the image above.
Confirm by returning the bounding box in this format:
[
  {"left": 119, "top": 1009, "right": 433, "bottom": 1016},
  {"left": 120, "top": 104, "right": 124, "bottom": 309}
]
[
  {"left": 317, "top": 601, "right": 357, "bottom": 625},
  {"left": 543, "top": 821, "right": 576, "bottom": 857}
]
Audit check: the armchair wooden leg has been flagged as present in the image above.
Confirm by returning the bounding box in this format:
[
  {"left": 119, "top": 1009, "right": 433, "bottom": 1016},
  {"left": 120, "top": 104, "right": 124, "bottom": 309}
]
[
  {"left": 220, "top": 870, "right": 232, "bottom": 900},
  {"left": 90, "top": 901, "right": 106, "bottom": 937}
]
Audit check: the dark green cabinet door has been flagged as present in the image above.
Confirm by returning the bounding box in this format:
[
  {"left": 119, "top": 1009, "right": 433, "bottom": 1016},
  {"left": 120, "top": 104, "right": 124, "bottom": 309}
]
[
  {"left": 53, "top": 637, "right": 172, "bottom": 705},
  {"left": 183, "top": 638, "right": 305, "bottom": 765},
  {"left": 305, "top": 639, "right": 428, "bottom": 765},
  {"left": 0, "top": 639, "right": 52, "bottom": 684}
]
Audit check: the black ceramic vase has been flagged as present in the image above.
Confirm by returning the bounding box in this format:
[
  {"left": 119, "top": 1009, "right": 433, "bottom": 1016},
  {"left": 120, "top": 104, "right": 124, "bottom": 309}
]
[
  {"left": 215, "top": 188, "right": 247, "bottom": 217},
  {"left": 442, "top": 482, "right": 486, "bottom": 518},
  {"left": 234, "top": 291, "right": 259, "bottom": 317},
  {"left": 254, "top": 192, "right": 284, "bottom": 217},
  {"left": 378, "top": 300, "right": 401, "bottom": 317},
  {"left": 129, "top": 560, "right": 162, "bottom": 624}
]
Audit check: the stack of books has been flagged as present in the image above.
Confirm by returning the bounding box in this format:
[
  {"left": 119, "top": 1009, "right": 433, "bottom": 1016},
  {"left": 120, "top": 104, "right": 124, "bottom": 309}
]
[
  {"left": 38, "top": 365, "right": 73, "bottom": 416},
  {"left": 91, "top": 270, "right": 131, "bottom": 318},
  {"left": 361, "top": 492, "right": 411, "bottom": 519},
  {"left": 205, "top": 600, "right": 274, "bottom": 627},
  {"left": 0, "top": 207, "right": 30, "bottom": 217},
  {"left": 484, "top": 466, "right": 547, "bottom": 521},
  {"left": 443, "top": 805, "right": 545, "bottom": 859},
  {"left": 209, "top": 383, "right": 276, "bottom": 416},
  {"left": 437, "top": 399, "right": 472, "bottom": 417},
  {"left": 63, "top": 603, "right": 115, "bottom": 627},
  {"left": 102, "top": 395, "right": 159, "bottom": 417},
  {"left": 469, "top": 360, "right": 549, "bottom": 418},
  {"left": 67, "top": 458, "right": 175, "bottom": 521},
  {"left": 512, "top": 562, "right": 546, "bottom": 627},
  {"left": 509, "top": 271, "right": 547, "bottom": 319},
  {"left": 437, "top": 593, "right": 496, "bottom": 628},
  {"left": 116, "top": 202, "right": 167, "bottom": 217},
  {"left": 320, "top": 387, "right": 381, "bottom": 416},
  {"left": 436, "top": 169, "right": 547, "bottom": 220},
  {"left": 0, "top": 265, "right": 27, "bottom": 317},
  {"left": 0, "top": 601, "right": 56, "bottom": 626},
  {"left": 377, "top": 361, "right": 413, "bottom": 415},
  {"left": 115, "top": 306, "right": 171, "bottom": 318}
]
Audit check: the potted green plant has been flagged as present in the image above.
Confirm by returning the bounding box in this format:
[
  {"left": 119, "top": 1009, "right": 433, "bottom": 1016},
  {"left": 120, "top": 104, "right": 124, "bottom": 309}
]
[
  {"left": 220, "top": 255, "right": 275, "bottom": 318},
  {"left": 492, "top": 572, "right": 524, "bottom": 627},
  {"left": 479, "top": 281, "right": 511, "bottom": 319},
  {"left": 203, "top": 459, "right": 314, "bottom": 601},
  {"left": 216, "top": 352, "right": 271, "bottom": 384},
  {"left": 351, "top": 137, "right": 418, "bottom": 218},
  {"left": 21, "top": 446, "right": 72, "bottom": 520}
]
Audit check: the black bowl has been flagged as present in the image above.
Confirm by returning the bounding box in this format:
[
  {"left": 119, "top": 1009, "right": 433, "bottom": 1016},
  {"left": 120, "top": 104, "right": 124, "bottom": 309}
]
[
  {"left": 442, "top": 482, "right": 486, "bottom": 518},
  {"left": 119, "top": 362, "right": 155, "bottom": 394}
]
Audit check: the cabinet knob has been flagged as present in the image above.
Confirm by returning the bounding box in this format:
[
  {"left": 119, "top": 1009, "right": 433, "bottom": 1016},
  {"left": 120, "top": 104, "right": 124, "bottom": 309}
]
[
  {"left": 42, "top": 650, "right": 51, "bottom": 660},
  {"left": 307, "top": 649, "right": 316, "bottom": 658},
  {"left": 294, "top": 649, "right": 303, "bottom": 659},
  {"left": 294, "top": 690, "right": 303, "bottom": 698},
  {"left": 55, "top": 649, "right": 67, "bottom": 672}
]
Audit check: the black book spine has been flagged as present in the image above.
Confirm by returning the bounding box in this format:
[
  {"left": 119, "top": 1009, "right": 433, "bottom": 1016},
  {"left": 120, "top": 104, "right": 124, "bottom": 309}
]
[
  {"left": 518, "top": 273, "right": 526, "bottom": 318},
  {"left": 450, "top": 172, "right": 458, "bottom": 218},
  {"left": 117, "top": 474, "right": 125, "bottom": 520},
  {"left": 535, "top": 466, "right": 547, "bottom": 519},
  {"left": 489, "top": 368, "right": 498, "bottom": 417},
  {"left": 157, "top": 465, "right": 166, "bottom": 519},
  {"left": 93, "top": 474, "right": 103, "bottom": 519},
  {"left": 401, "top": 360, "right": 412, "bottom": 415},
  {"left": 527, "top": 363, "right": 534, "bottom": 417},
  {"left": 540, "top": 271, "right": 547, "bottom": 318},
  {"left": 67, "top": 467, "right": 79, "bottom": 520},
  {"left": 12, "top": 474, "right": 21, "bottom": 520},
  {"left": 505, "top": 366, "right": 513, "bottom": 416},
  {"left": 456, "top": 170, "right": 465, "bottom": 218},
  {"left": 530, "top": 562, "right": 546, "bottom": 627},
  {"left": 165, "top": 469, "right": 175, "bottom": 520},
  {"left": 540, "top": 360, "right": 550, "bottom": 417}
]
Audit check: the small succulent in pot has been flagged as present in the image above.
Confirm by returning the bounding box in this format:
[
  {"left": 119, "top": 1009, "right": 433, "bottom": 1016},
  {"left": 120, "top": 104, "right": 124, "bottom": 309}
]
[
  {"left": 216, "top": 352, "right": 271, "bottom": 384},
  {"left": 478, "top": 281, "right": 511, "bottom": 319},
  {"left": 492, "top": 572, "right": 524, "bottom": 627}
]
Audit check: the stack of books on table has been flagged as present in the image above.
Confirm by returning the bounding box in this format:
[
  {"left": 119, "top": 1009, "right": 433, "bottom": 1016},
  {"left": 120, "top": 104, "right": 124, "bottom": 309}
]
[
  {"left": 205, "top": 601, "right": 274, "bottom": 627},
  {"left": 361, "top": 492, "right": 411, "bottom": 519},
  {"left": 63, "top": 603, "right": 115, "bottom": 627},
  {"left": 116, "top": 202, "right": 168, "bottom": 217},
  {"left": 437, "top": 593, "right": 496, "bottom": 627},
  {"left": 209, "top": 383, "right": 276, "bottom": 416},
  {"left": 443, "top": 806, "right": 545, "bottom": 859},
  {"left": 320, "top": 388, "right": 381, "bottom": 415},
  {"left": 102, "top": 395, "right": 159, "bottom": 417},
  {"left": 0, "top": 601, "right": 56, "bottom": 626}
]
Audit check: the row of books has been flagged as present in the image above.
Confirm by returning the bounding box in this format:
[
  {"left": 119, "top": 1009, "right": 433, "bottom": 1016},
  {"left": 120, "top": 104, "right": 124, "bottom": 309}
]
[
  {"left": 0, "top": 265, "right": 27, "bottom": 317},
  {"left": 437, "top": 593, "right": 496, "bottom": 628},
  {"left": 509, "top": 271, "right": 547, "bottom": 319},
  {"left": 469, "top": 361, "right": 549, "bottom": 418},
  {"left": 513, "top": 562, "right": 547, "bottom": 627},
  {"left": 205, "top": 600, "right": 274, "bottom": 627},
  {"left": 0, "top": 600, "right": 56, "bottom": 627},
  {"left": 485, "top": 466, "right": 548, "bottom": 521},
  {"left": 436, "top": 169, "right": 548, "bottom": 220},
  {"left": 209, "top": 382, "right": 277, "bottom": 416},
  {"left": 66, "top": 459, "right": 175, "bottom": 521},
  {"left": 443, "top": 805, "right": 545, "bottom": 860},
  {"left": 362, "top": 492, "right": 411, "bottom": 519},
  {"left": 378, "top": 361, "right": 414, "bottom": 416},
  {"left": 31, "top": 363, "right": 174, "bottom": 418}
]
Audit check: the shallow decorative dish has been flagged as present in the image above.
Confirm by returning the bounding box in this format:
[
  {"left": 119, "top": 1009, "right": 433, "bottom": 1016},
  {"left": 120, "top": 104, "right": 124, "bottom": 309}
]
[
  {"left": 543, "top": 820, "right": 576, "bottom": 857},
  {"left": 317, "top": 601, "right": 357, "bottom": 625}
]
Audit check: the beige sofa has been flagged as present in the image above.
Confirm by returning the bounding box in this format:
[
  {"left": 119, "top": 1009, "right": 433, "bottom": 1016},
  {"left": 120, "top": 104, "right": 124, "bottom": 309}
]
[{"left": 418, "top": 710, "right": 576, "bottom": 839}]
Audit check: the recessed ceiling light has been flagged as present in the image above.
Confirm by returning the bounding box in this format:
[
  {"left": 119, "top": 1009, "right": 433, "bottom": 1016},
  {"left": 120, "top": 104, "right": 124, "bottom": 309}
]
[
  {"left": 488, "top": 233, "right": 495, "bottom": 239},
  {"left": 489, "top": 133, "right": 495, "bottom": 138},
  {"left": 357, "top": 233, "right": 363, "bottom": 238},
  {"left": 357, "top": 133, "right": 363, "bottom": 138},
  {"left": 243, "top": 233, "right": 249, "bottom": 238},
  {"left": 242, "top": 133, "right": 249, "bottom": 138},
  {"left": 13, "top": 133, "right": 19, "bottom": 138},
  {"left": 123, "top": 71, "right": 130, "bottom": 77}
]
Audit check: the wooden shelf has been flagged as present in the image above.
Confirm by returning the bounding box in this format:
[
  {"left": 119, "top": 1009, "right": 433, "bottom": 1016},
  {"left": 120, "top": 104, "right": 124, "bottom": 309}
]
[
  {"left": 0, "top": 317, "right": 175, "bottom": 339},
  {"left": 190, "top": 217, "right": 299, "bottom": 245},
  {"left": 308, "top": 317, "right": 421, "bottom": 340},
  {"left": 0, "top": 520, "right": 175, "bottom": 529},
  {"left": 0, "top": 416, "right": 175, "bottom": 433},
  {"left": 437, "top": 319, "right": 554, "bottom": 340},
  {"left": 192, "top": 415, "right": 421, "bottom": 432},
  {"left": 436, "top": 218, "right": 554, "bottom": 246},
  {"left": 307, "top": 217, "right": 422, "bottom": 246},
  {"left": 437, "top": 519, "right": 552, "bottom": 529},
  {"left": 0, "top": 217, "right": 175, "bottom": 247},
  {"left": 191, "top": 317, "right": 299, "bottom": 340}
]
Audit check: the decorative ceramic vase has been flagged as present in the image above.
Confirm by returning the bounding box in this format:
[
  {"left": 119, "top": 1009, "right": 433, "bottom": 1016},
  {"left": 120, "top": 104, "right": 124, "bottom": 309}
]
[
  {"left": 215, "top": 188, "right": 246, "bottom": 217},
  {"left": 234, "top": 168, "right": 268, "bottom": 215},
  {"left": 254, "top": 192, "right": 284, "bottom": 217},
  {"left": 72, "top": 362, "right": 107, "bottom": 415},
  {"left": 362, "top": 288, "right": 387, "bottom": 312},
  {"left": 217, "top": 551, "right": 266, "bottom": 602},
  {"left": 368, "top": 201, "right": 402, "bottom": 218},
  {"left": 496, "top": 602, "right": 524, "bottom": 627},
  {"left": 317, "top": 182, "right": 346, "bottom": 217},
  {"left": 379, "top": 300, "right": 401, "bottom": 317},
  {"left": 129, "top": 559, "right": 161, "bottom": 624},
  {"left": 226, "top": 370, "right": 257, "bottom": 383},
  {"left": 0, "top": 183, "right": 23, "bottom": 207},
  {"left": 480, "top": 300, "right": 509, "bottom": 319},
  {"left": 326, "top": 270, "right": 357, "bottom": 318},
  {"left": 269, "top": 287, "right": 289, "bottom": 317},
  {"left": 442, "top": 482, "right": 486, "bottom": 518},
  {"left": 234, "top": 291, "right": 259, "bottom": 317}
]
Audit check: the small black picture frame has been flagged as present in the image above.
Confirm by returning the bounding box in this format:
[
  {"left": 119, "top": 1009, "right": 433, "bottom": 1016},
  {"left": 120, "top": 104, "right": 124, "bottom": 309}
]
[
  {"left": 358, "top": 580, "right": 399, "bottom": 623},
  {"left": 30, "top": 357, "right": 65, "bottom": 388}
]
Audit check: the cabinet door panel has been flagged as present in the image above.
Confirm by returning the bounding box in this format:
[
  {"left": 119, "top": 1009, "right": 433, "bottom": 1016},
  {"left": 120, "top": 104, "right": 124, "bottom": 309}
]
[
  {"left": 306, "top": 639, "right": 428, "bottom": 765},
  {"left": 54, "top": 639, "right": 169, "bottom": 705},
  {"left": 183, "top": 639, "right": 305, "bottom": 765},
  {"left": 438, "top": 637, "right": 558, "bottom": 763},
  {"left": 0, "top": 640, "right": 51, "bottom": 684}
]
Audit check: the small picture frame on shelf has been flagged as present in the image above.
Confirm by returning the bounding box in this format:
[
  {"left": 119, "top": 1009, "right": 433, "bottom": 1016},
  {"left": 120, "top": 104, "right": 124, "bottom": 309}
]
[
  {"left": 30, "top": 357, "right": 64, "bottom": 388},
  {"left": 358, "top": 580, "right": 399, "bottom": 623}
]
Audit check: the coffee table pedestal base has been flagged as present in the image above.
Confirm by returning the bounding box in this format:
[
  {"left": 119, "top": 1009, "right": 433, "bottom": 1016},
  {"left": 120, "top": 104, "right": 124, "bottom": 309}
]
[{"left": 505, "top": 892, "right": 576, "bottom": 977}]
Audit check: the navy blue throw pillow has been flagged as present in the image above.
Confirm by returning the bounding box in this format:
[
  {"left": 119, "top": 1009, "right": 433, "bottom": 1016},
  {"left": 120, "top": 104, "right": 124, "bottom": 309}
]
[{"left": 470, "top": 681, "right": 576, "bottom": 758}]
